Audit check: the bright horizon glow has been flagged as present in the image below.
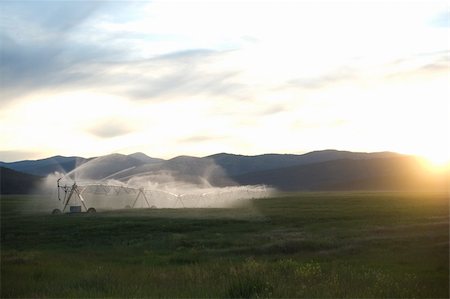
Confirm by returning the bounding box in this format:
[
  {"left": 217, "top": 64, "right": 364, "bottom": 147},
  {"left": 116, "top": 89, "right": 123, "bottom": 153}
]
[
  {"left": 418, "top": 143, "right": 450, "bottom": 167},
  {"left": 424, "top": 156, "right": 450, "bottom": 169},
  {"left": 0, "top": 1, "right": 449, "bottom": 163}
]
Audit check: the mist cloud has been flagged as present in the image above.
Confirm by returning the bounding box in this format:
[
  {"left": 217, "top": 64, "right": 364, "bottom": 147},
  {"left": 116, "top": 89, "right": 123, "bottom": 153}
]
[{"left": 33, "top": 155, "right": 274, "bottom": 212}]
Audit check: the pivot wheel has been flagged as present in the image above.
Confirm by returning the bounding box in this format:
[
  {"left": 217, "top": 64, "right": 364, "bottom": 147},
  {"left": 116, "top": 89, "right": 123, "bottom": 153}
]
[
  {"left": 87, "top": 207, "right": 97, "bottom": 213},
  {"left": 51, "top": 208, "right": 62, "bottom": 215}
]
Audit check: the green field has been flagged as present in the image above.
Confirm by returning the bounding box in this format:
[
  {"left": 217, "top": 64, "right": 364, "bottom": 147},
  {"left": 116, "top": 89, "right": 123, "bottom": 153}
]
[{"left": 1, "top": 192, "right": 449, "bottom": 298}]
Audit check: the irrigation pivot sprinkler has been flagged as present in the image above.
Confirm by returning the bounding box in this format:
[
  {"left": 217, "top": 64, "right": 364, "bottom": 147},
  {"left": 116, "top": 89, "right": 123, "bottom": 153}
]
[
  {"left": 53, "top": 179, "right": 96, "bottom": 214},
  {"left": 51, "top": 179, "right": 271, "bottom": 213},
  {"left": 131, "top": 188, "right": 151, "bottom": 208}
]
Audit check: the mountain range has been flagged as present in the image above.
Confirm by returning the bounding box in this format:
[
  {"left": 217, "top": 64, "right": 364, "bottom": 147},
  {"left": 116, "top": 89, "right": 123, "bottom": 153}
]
[
  {"left": 0, "top": 167, "right": 43, "bottom": 194},
  {"left": 0, "top": 150, "right": 447, "bottom": 194}
]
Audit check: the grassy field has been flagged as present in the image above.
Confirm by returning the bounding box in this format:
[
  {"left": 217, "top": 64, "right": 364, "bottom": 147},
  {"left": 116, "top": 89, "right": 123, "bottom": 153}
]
[{"left": 1, "top": 191, "right": 449, "bottom": 298}]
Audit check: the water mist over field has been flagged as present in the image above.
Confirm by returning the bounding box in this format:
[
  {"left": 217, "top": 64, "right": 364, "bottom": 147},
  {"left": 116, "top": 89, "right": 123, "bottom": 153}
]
[{"left": 34, "top": 155, "right": 275, "bottom": 213}]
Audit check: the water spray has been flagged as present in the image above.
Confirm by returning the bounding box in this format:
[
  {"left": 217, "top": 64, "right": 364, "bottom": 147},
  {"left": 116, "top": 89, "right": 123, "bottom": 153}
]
[{"left": 52, "top": 177, "right": 272, "bottom": 214}]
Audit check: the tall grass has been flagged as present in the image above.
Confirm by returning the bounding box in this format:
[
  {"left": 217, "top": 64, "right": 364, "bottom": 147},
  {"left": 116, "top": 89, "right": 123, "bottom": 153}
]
[{"left": 1, "top": 192, "right": 448, "bottom": 297}]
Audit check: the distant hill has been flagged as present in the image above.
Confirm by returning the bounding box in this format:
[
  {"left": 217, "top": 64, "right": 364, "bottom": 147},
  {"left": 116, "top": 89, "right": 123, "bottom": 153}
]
[
  {"left": 52, "top": 150, "right": 440, "bottom": 191},
  {"left": 128, "top": 152, "right": 164, "bottom": 164},
  {"left": 207, "top": 150, "right": 399, "bottom": 176},
  {"left": 1, "top": 150, "right": 447, "bottom": 192},
  {"left": 0, "top": 152, "right": 163, "bottom": 178},
  {"left": 0, "top": 155, "right": 90, "bottom": 176},
  {"left": 232, "top": 156, "right": 448, "bottom": 191},
  {"left": 0, "top": 167, "right": 43, "bottom": 194}
]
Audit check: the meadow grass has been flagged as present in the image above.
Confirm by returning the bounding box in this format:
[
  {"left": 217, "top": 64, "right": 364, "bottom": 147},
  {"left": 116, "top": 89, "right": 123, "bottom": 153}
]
[{"left": 1, "top": 191, "right": 448, "bottom": 298}]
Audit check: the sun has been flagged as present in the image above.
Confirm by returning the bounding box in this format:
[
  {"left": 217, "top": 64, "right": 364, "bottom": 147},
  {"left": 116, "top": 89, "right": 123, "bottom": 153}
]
[{"left": 419, "top": 148, "right": 450, "bottom": 171}]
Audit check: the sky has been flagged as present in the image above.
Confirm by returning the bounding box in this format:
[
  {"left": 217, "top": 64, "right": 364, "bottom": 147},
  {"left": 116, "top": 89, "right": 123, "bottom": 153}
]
[{"left": 0, "top": 0, "right": 449, "bottom": 163}]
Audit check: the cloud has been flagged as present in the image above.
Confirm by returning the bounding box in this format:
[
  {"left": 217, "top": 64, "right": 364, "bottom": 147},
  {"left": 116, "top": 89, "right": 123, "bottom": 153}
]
[
  {"left": 3, "top": 1, "right": 446, "bottom": 108},
  {"left": 1, "top": 1, "right": 103, "bottom": 34},
  {"left": 301, "top": 74, "right": 353, "bottom": 89},
  {"left": 0, "top": 150, "right": 42, "bottom": 162},
  {"left": 258, "top": 104, "right": 289, "bottom": 116},
  {"left": 98, "top": 49, "right": 245, "bottom": 102},
  {"left": 282, "top": 50, "right": 449, "bottom": 93},
  {"left": 87, "top": 119, "right": 134, "bottom": 138},
  {"left": 384, "top": 52, "right": 450, "bottom": 81},
  {"left": 179, "top": 135, "right": 225, "bottom": 143},
  {"left": 0, "top": 34, "right": 109, "bottom": 102},
  {"left": 285, "top": 67, "right": 356, "bottom": 90},
  {"left": 417, "top": 56, "right": 450, "bottom": 73},
  {"left": 0, "top": 2, "right": 246, "bottom": 107},
  {"left": 124, "top": 69, "right": 241, "bottom": 101},
  {"left": 0, "top": 2, "right": 120, "bottom": 105},
  {"left": 1, "top": 1, "right": 449, "bottom": 161},
  {"left": 0, "top": 20, "right": 242, "bottom": 105}
]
